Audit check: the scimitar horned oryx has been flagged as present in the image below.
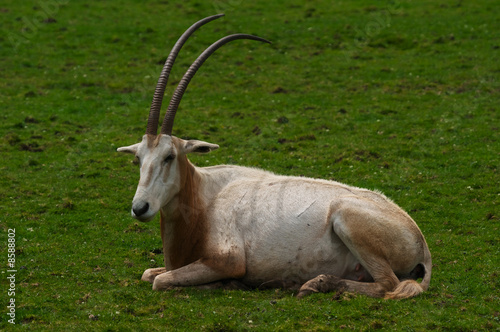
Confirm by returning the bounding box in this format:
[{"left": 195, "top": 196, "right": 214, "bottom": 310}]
[{"left": 117, "top": 14, "right": 432, "bottom": 299}]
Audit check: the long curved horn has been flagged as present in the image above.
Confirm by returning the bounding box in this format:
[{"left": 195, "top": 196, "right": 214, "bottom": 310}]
[
  {"left": 161, "top": 34, "right": 271, "bottom": 135},
  {"left": 145, "top": 14, "right": 225, "bottom": 135}
]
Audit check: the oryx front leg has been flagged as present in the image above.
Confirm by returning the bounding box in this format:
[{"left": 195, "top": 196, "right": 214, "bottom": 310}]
[
  {"left": 141, "top": 267, "right": 167, "bottom": 284},
  {"left": 152, "top": 258, "right": 245, "bottom": 291}
]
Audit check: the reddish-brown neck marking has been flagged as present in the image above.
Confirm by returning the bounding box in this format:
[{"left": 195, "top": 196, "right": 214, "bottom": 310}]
[{"left": 160, "top": 153, "right": 207, "bottom": 270}]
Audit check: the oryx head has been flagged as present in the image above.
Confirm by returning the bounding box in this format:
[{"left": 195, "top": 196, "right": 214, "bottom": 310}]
[{"left": 117, "top": 14, "right": 270, "bottom": 222}]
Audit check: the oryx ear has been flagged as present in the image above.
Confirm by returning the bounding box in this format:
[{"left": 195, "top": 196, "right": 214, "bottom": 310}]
[
  {"left": 117, "top": 143, "right": 140, "bottom": 154},
  {"left": 182, "top": 140, "right": 219, "bottom": 154}
]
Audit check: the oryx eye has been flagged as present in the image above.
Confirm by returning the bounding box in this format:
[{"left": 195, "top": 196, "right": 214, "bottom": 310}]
[
  {"left": 133, "top": 156, "right": 140, "bottom": 165},
  {"left": 164, "top": 154, "right": 175, "bottom": 164}
]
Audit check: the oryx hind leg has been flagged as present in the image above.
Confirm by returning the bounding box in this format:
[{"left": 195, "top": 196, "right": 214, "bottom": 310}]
[
  {"left": 297, "top": 273, "right": 390, "bottom": 298},
  {"left": 298, "top": 200, "right": 408, "bottom": 298},
  {"left": 297, "top": 261, "right": 397, "bottom": 298},
  {"left": 141, "top": 267, "right": 167, "bottom": 284},
  {"left": 296, "top": 244, "right": 396, "bottom": 298}
]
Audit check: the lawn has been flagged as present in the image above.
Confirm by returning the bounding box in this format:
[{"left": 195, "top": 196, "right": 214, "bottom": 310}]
[{"left": 1, "top": 0, "right": 498, "bottom": 330}]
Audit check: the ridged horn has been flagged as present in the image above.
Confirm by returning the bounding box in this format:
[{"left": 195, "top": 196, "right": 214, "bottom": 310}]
[
  {"left": 160, "top": 34, "right": 271, "bottom": 136},
  {"left": 145, "top": 14, "right": 225, "bottom": 135}
]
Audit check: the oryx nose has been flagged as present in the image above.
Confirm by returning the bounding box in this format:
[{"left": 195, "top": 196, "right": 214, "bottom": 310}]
[{"left": 132, "top": 202, "right": 149, "bottom": 217}]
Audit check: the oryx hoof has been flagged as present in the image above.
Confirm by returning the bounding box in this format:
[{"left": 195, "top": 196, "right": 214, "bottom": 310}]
[
  {"left": 141, "top": 267, "right": 167, "bottom": 284},
  {"left": 297, "top": 274, "right": 346, "bottom": 298}
]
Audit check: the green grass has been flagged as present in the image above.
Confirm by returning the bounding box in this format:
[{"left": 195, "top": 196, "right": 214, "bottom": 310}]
[{"left": 1, "top": 0, "right": 499, "bottom": 330}]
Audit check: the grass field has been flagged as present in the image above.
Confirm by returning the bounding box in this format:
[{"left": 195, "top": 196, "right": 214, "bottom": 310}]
[{"left": 1, "top": 0, "right": 499, "bottom": 330}]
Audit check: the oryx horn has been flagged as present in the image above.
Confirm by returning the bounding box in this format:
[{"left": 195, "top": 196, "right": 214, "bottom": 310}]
[
  {"left": 160, "top": 34, "right": 271, "bottom": 135},
  {"left": 146, "top": 14, "right": 225, "bottom": 136}
]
